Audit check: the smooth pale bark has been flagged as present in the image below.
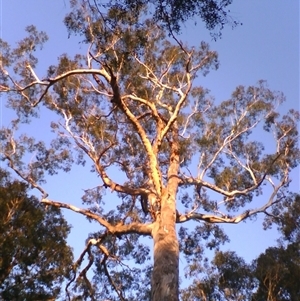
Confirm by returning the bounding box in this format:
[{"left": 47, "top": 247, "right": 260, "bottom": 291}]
[{"left": 151, "top": 189, "right": 179, "bottom": 301}]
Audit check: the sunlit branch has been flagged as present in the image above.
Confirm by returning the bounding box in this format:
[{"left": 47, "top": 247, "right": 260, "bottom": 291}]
[
  {"left": 2, "top": 64, "right": 115, "bottom": 108},
  {"left": 189, "top": 54, "right": 212, "bottom": 73},
  {"left": 199, "top": 118, "right": 260, "bottom": 180},
  {"left": 41, "top": 198, "right": 153, "bottom": 235},
  {"left": 276, "top": 124, "right": 296, "bottom": 154},
  {"left": 94, "top": 161, "right": 148, "bottom": 196},
  {"left": 176, "top": 197, "right": 273, "bottom": 224},
  {"left": 156, "top": 89, "right": 171, "bottom": 111},
  {"left": 26, "top": 63, "right": 40, "bottom": 82},
  {"left": 11, "top": 68, "right": 111, "bottom": 93},
  {"left": 178, "top": 158, "right": 289, "bottom": 224},
  {"left": 134, "top": 55, "right": 159, "bottom": 82},
  {"left": 57, "top": 108, "right": 147, "bottom": 195},
  {"left": 135, "top": 54, "right": 186, "bottom": 96},
  {"left": 63, "top": 116, "right": 149, "bottom": 196},
  {"left": 180, "top": 99, "right": 211, "bottom": 138},
  {"left": 180, "top": 172, "right": 268, "bottom": 199},
  {"left": 0, "top": 84, "right": 10, "bottom": 91},
  {"left": 56, "top": 106, "right": 138, "bottom": 195},
  {"left": 46, "top": 68, "right": 112, "bottom": 83},
  {"left": 159, "top": 55, "right": 177, "bottom": 82},
  {"left": 86, "top": 44, "right": 94, "bottom": 69},
  {"left": 160, "top": 79, "right": 191, "bottom": 142},
  {"left": 104, "top": 64, "right": 162, "bottom": 195},
  {"left": 125, "top": 93, "right": 165, "bottom": 155},
  {"left": 135, "top": 55, "right": 194, "bottom": 145},
  {"left": 134, "top": 52, "right": 194, "bottom": 144},
  {"left": 2, "top": 68, "right": 48, "bottom": 92},
  {"left": 42, "top": 198, "right": 112, "bottom": 227},
  {"left": 176, "top": 209, "right": 251, "bottom": 224},
  {"left": 225, "top": 148, "right": 261, "bottom": 186},
  {"left": 125, "top": 94, "right": 161, "bottom": 123},
  {"left": 139, "top": 68, "right": 178, "bottom": 94}
]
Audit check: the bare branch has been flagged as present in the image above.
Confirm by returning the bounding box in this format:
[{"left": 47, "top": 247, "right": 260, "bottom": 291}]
[
  {"left": 26, "top": 63, "right": 41, "bottom": 82},
  {"left": 125, "top": 94, "right": 161, "bottom": 123},
  {"left": 41, "top": 198, "right": 112, "bottom": 228},
  {"left": 102, "top": 256, "right": 126, "bottom": 301},
  {"left": 7, "top": 68, "right": 111, "bottom": 93},
  {"left": 66, "top": 238, "right": 97, "bottom": 301},
  {"left": 160, "top": 80, "right": 191, "bottom": 142},
  {"left": 180, "top": 176, "right": 256, "bottom": 199},
  {"left": 177, "top": 162, "right": 289, "bottom": 225},
  {"left": 176, "top": 209, "right": 251, "bottom": 224},
  {"left": 199, "top": 119, "right": 260, "bottom": 180}
]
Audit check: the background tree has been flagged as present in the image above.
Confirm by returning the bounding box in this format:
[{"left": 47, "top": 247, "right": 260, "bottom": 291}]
[
  {"left": 181, "top": 242, "right": 300, "bottom": 301},
  {"left": 252, "top": 245, "right": 300, "bottom": 301},
  {"left": 181, "top": 250, "right": 255, "bottom": 300},
  {"left": 251, "top": 193, "right": 300, "bottom": 301},
  {"left": 181, "top": 194, "right": 300, "bottom": 300},
  {"left": 0, "top": 1, "right": 299, "bottom": 300},
  {"left": 0, "top": 168, "right": 73, "bottom": 300}
]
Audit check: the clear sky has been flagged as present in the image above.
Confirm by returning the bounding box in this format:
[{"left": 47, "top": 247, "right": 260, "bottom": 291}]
[{"left": 0, "top": 0, "right": 299, "bottom": 281}]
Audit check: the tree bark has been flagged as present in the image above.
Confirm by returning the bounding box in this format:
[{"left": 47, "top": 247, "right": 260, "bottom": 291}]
[{"left": 151, "top": 190, "right": 179, "bottom": 301}]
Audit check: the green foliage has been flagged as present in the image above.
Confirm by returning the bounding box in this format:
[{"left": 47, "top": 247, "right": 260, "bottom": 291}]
[
  {"left": 181, "top": 250, "right": 254, "bottom": 300},
  {"left": 0, "top": 1, "right": 299, "bottom": 300},
  {"left": 182, "top": 244, "right": 300, "bottom": 301},
  {"left": 0, "top": 169, "right": 73, "bottom": 300},
  {"left": 67, "top": 0, "right": 240, "bottom": 39},
  {"left": 0, "top": 26, "right": 48, "bottom": 122},
  {"left": 277, "top": 194, "right": 300, "bottom": 243},
  {"left": 253, "top": 244, "right": 300, "bottom": 301},
  {"left": 252, "top": 194, "right": 300, "bottom": 300}
]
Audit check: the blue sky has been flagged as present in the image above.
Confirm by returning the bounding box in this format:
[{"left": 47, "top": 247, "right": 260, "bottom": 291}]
[{"left": 0, "top": 0, "right": 299, "bottom": 281}]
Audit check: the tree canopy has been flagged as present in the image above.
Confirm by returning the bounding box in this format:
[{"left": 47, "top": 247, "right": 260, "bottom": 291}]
[
  {"left": 0, "top": 168, "right": 73, "bottom": 300},
  {"left": 65, "top": 0, "right": 239, "bottom": 40},
  {"left": 0, "top": 1, "right": 299, "bottom": 300}
]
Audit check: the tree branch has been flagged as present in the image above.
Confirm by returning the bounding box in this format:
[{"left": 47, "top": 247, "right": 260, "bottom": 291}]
[
  {"left": 176, "top": 209, "right": 251, "bottom": 224},
  {"left": 41, "top": 198, "right": 153, "bottom": 236},
  {"left": 177, "top": 168, "right": 289, "bottom": 225},
  {"left": 180, "top": 151, "right": 283, "bottom": 199},
  {"left": 105, "top": 65, "right": 163, "bottom": 195}
]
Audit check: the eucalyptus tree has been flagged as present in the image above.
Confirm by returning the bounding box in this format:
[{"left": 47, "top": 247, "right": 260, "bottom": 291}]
[{"left": 0, "top": 1, "right": 299, "bottom": 300}]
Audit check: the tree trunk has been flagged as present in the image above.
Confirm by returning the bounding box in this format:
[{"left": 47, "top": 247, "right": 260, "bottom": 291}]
[{"left": 151, "top": 190, "right": 179, "bottom": 301}]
